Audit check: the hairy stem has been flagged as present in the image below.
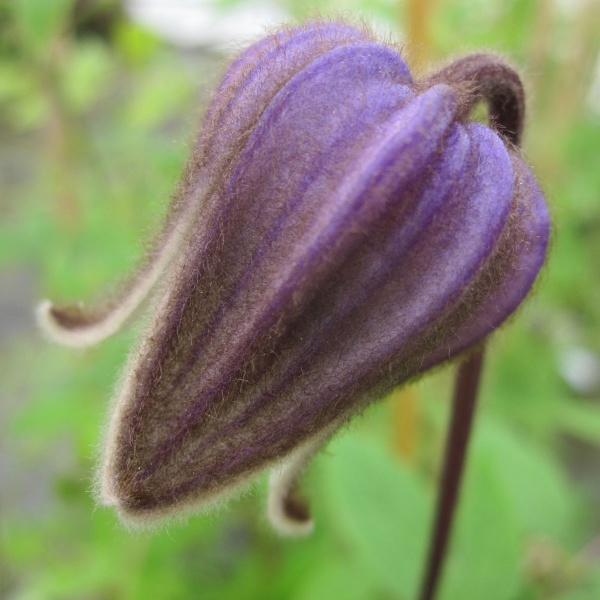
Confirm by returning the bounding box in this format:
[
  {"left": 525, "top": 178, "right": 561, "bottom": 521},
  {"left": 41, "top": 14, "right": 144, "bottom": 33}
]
[{"left": 418, "top": 347, "right": 485, "bottom": 600}]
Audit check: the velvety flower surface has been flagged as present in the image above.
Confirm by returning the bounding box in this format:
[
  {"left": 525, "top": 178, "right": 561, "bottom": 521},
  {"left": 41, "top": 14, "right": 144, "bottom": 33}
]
[{"left": 38, "top": 21, "right": 550, "bottom": 533}]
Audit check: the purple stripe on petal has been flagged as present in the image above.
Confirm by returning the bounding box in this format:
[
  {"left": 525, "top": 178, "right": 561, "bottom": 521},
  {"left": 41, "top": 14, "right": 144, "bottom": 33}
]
[
  {"left": 417, "top": 157, "right": 550, "bottom": 371},
  {"left": 127, "top": 84, "right": 459, "bottom": 485},
  {"left": 144, "top": 116, "right": 517, "bottom": 504},
  {"left": 200, "top": 23, "right": 376, "bottom": 162}
]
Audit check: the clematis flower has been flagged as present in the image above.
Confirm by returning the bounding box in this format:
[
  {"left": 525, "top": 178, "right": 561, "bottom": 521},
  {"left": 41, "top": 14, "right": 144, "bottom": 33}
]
[{"left": 37, "top": 21, "right": 550, "bottom": 540}]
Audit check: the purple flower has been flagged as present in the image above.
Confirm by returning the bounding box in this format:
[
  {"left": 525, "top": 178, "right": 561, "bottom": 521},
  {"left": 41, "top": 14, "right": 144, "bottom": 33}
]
[{"left": 37, "top": 21, "right": 550, "bottom": 534}]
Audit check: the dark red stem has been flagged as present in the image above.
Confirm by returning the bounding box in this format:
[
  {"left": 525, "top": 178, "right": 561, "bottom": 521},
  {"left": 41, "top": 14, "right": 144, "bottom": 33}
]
[{"left": 418, "top": 347, "right": 485, "bottom": 600}]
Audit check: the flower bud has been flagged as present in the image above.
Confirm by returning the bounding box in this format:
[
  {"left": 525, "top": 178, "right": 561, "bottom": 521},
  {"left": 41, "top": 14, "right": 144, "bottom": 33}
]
[{"left": 37, "top": 21, "right": 550, "bottom": 533}]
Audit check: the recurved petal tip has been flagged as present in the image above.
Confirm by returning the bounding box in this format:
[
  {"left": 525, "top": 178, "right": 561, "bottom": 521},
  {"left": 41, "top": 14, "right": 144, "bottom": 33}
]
[
  {"left": 36, "top": 299, "right": 108, "bottom": 348},
  {"left": 267, "top": 427, "right": 338, "bottom": 536},
  {"left": 35, "top": 244, "right": 174, "bottom": 349},
  {"left": 268, "top": 468, "right": 314, "bottom": 537},
  {"left": 425, "top": 53, "right": 525, "bottom": 145}
]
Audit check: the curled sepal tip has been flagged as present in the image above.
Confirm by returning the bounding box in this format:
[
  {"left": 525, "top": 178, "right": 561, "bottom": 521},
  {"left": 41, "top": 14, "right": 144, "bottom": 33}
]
[
  {"left": 267, "top": 424, "right": 337, "bottom": 536},
  {"left": 268, "top": 464, "right": 314, "bottom": 537},
  {"left": 35, "top": 181, "right": 197, "bottom": 348},
  {"left": 426, "top": 53, "right": 526, "bottom": 145},
  {"left": 36, "top": 295, "right": 141, "bottom": 349}
]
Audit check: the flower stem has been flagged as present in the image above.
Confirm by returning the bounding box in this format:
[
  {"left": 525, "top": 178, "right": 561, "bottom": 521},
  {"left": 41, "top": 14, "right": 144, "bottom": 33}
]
[{"left": 418, "top": 347, "right": 485, "bottom": 600}]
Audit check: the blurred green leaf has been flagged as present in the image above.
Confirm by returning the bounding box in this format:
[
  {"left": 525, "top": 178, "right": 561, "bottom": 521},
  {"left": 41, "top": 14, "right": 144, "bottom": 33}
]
[
  {"left": 0, "top": 62, "right": 34, "bottom": 101},
  {"left": 293, "top": 556, "right": 375, "bottom": 600},
  {"left": 440, "top": 421, "right": 522, "bottom": 600},
  {"left": 559, "top": 402, "right": 600, "bottom": 446},
  {"left": 114, "top": 20, "right": 161, "bottom": 65},
  {"left": 120, "top": 62, "right": 195, "bottom": 130},
  {"left": 487, "top": 322, "right": 567, "bottom": 435},
  {"left": 11, "top": 0, "right": 74, "bottom": 55},
  {"left": 478, "top": 419, "right": 573, "bottom": 539},
  {"left": 321, "top": 432, "right": 430, "bottom": 599},
  {"left": 3, "top": 83, "right": 49, "bottom": 131},
  {"left": 62, "top": 38, "right": 112, "bottom": 111}
]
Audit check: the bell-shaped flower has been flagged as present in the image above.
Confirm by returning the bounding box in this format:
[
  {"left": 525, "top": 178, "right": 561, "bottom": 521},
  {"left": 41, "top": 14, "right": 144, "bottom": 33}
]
[{"left": 37, "top": 21, "right": 550, "bottom": 535}]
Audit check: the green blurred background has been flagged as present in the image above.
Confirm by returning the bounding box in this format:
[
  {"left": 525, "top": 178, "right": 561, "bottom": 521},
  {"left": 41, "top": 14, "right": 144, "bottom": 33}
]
[{"left": 1, "top": 0, "right": 599, "bottom": 598}]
